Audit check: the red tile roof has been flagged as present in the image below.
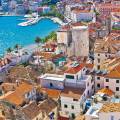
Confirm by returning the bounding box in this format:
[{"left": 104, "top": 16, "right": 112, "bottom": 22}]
[
  {"left": 41, "top": 88, "right": 61, "bottom": 99},
  {"left": 65, "top": 64, "right": 84, "bottom": 74},
  {"left": 97, "top": 88, "right": 114, "bottom": 96}
]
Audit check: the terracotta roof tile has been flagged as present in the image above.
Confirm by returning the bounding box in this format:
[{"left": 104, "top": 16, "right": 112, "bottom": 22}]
[
  {"left": 105, "top": 65, "right": 120, "bottom": 78},
  {"left": 65, "top": 64, "right": 84, "bottom": 74},
  {"left": 3, "top": 82, "right": 34, "bottom": 106},
  {"left": 75, "top": 115, "right": 85, "bottom": 120},
  {"left": 97, "top": 88, "right": 114, "bottom": 96},
  {"left": 61, "top": 87, "right": 85, "bottom": 99},
  {"left": 22, "top": 102, "right": 41, "bottom": 120},
  {"left": 41, "top": 88, "right": 61, "bottom": 99},
  {"left": 99, "top": 103, "right": 120, "bottom": 112}
]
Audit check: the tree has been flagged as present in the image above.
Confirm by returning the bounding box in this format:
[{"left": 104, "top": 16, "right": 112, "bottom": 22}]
[
  {"left": 14, "top": 44, "right": 21, "bottom": 57},
  {"left": 44, "top": 31, "right": 57, "bottom": 42},
  {"left": 50, "top": 31, "right": 57, "bottom": 41},
  {"left": 35, "top": 37, "right": 41, "bottom": 46},
  {"left": 6, "top": 47, "right": 12, "bottom": 53},
  {"left": 14, "top": 44, "right": 20, "bottom": 51}
]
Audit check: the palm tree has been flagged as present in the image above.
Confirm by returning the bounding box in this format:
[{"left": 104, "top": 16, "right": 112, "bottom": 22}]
[
  {"left": 50, "top": 31, "right": 57, "bottom": 41},
  {"left": 6, "top": 47, "right": 12, "bottom": 53},
  {"left": 14, "top": 44, "right": 20, "bottom": 52},
  {"left": 35, "top": 37, "right": 41, "bottom": 46}
]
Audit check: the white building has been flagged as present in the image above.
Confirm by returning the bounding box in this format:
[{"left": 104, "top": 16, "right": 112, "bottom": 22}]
[
  {"left": 65, "top": 4, "right": 84, "bottom": 19},
  {"left": 94, "top": 57, "right": 120, "bottom": 95},
  {"left": 64, "top": 62, "right": 94, "bottom": 97},
  {"left": 104, "top": 65, "right": 120, "bottom": 96},
  {"left": 40, "top": 74, "right": 65, "bottom": 90},
  {"left": 60, "top": 87, "right": 86, "bottom": 119},
  {"left": 94, "top": 37, "right": 120, "bottom": 71},
  {"left": 71, "top": 9, "right": 95, "bottom": 22}
]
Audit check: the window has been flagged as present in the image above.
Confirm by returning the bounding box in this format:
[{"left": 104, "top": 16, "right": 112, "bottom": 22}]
[
  {"left": 116, "top": 80, "right": 119, "bottom": 83},
  {"left": 116, "top": 87, "right": 119, "bottom": 91},
  {"left": 83, "top": 68, "right": 85, "bottom": 71},
  {"left": 2, "top": 111, "right": 5, "bottom": 116},
  {"left": 98, "top": 59, "right": 100, "bottom": 63},
  {"left": 106, "top": 86, "right": 109, "bottom": 89},
  {"left": 111, "top": 115, "right": 114, "bottom": 120},
  {"left": 50, "top": 83, "right": 53, "bottom": 87},
  {"left": 92, "top": 85, "right": 94, "bottom": 89},
  {"left": 97, "top": 77, "right": 100, "bottom": 80},
  {"left": 87, "top": 82, "right": 89, "bottom": 87},
  {"left": 71, "top": 105, "right": 74, "bottom": 109},
  {"left": 106, "top": 79, "right": 109, "bottom": 82},
  {"left": 97, "top": 65, "right": 100, "bottom": 70},
  {"left": 91, "top": 79, "right": 93, "bottom": 83},
  {"left": 64, "top": 104, "right": 68, "bottom": 108},
  {"left": 73, "top": 99, "right": 78, "bottom": 101},
  {"left": 87, "top": 90, "right": 89, "bottom": 95},
  {"left": 97, "top": 84, "right": 100, "bottom": 88},
  {"left": 66, "top": 75, "right": 74, "bottom": 79},
  {"left": 71, "top": 113, "right": 75, "bottom": 119}
]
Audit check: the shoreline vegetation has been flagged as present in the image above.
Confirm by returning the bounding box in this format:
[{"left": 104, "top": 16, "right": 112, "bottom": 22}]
[{"left": 4, "top": 31, "right": 57, "bottom": 57}]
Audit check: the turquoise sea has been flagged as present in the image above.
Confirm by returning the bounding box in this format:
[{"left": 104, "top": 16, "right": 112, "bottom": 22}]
[{"left": 0, "top": 16, "right": 59, "bottom": 56}]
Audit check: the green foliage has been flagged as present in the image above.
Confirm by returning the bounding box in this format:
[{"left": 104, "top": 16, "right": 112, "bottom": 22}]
[
  {"left": 35, "top": 37, "right": 41, "bottom": 44},
  {"left": 6, "top": 47, "right": 13, "bottom": 53},
  {"left": 39, "top": 4, "right": 64, "bottom": 20},
  {"left": 14, "top": 44, "right": 19, "bottom": 49},
  {"left": 43, "top": 31, "right": 57, "bottom": 42},
  {"left": 112, "top": 27, "right": 120, "bottom": 30},
  {"left": 22, "top": 62, "right": 29, "bottom": 67}
]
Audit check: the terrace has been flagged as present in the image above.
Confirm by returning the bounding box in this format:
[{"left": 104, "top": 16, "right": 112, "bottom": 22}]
[
  {"left": 85, "top": 103, "right": 103, "bottom": 120},
  {"left": 40, "top": 74, "right": 64, "bottom": 82}
]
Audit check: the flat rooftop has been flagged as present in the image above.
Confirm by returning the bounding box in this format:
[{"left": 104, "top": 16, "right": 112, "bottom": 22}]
[
  {"left": 40, "top": 74, "right": 64, "bottom": 82},
  {"left": 86, "top": 103, "right": 103, "bottom": 117}
]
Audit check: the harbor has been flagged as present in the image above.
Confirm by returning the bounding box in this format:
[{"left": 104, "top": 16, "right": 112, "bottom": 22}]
[
  {"left": 18, "top": 14, "right": 66, "bottom": 27},
  {"left": 0, "top": 16, "right": 59, "bottom": 56}
]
